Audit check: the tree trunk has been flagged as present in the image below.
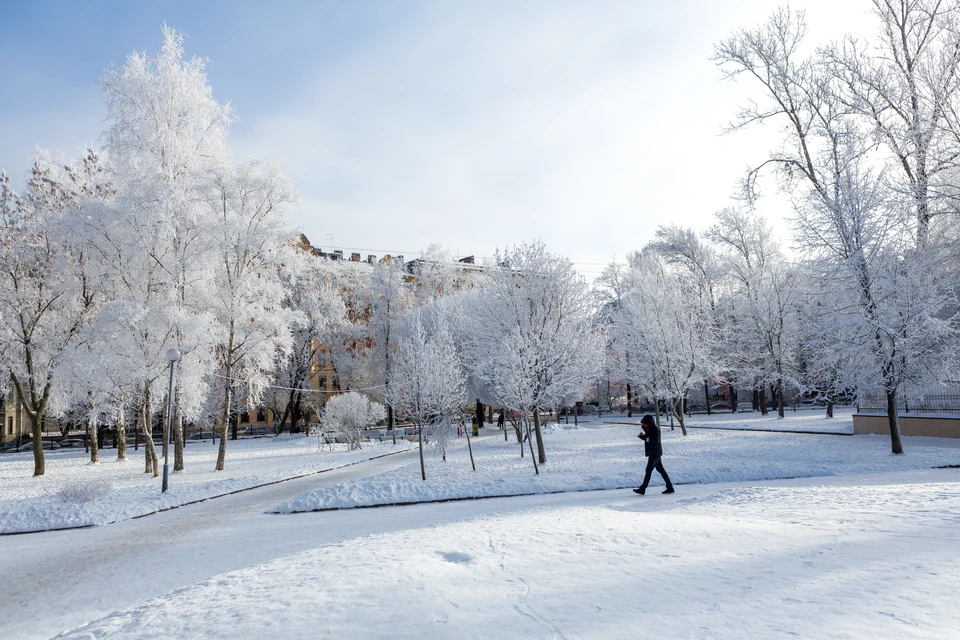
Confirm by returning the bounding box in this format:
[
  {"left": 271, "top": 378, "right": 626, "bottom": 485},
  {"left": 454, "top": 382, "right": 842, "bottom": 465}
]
[
  {"left": 476, "top": 399, "right": 484, "bottom": 428},
  {"left": 89, "top": 413, "right": 99, "bottom": 464},
  {"left": 277, "top": 392, "right": 293, "bottom": 434},
  {"left": 217, "top": 328, "right": 235, "bottom": 471},
  {"left": 29, "top": 412, "right": 45, "bottom": 477},
  {"left": 117, "top": 392, "right": 128, "bottom": 461},
  {"left": 759, "top": 387, "right": 768, "bottom": 416},
  {"left": 173, "top": 388, "right": 184, "bottom": 471},
  {"left": 675, "top": 398, "right": 687, "bottom": 436},
  {"left": 10, "top": 373, "right": 51, "bottom": 476},
  {"left": 886, "top": 388, "right": 904, "bottom": 455},
  {"left": 533, "top": 408, "right": 546, "bottom": 464},
  {"left": 627, "top": 383, "right": 633, "bottom": 417},
  {"left": 161, "top": 392, "right": 169, "bottom": 460},
  {"left": 731, "top": 386, "right": 738, "bottom": 413},
  {"left": 141, "top": 387, "right": 159, "bottom": 477},
  {"left": 826, "top": 396, "right": 835, "bottom": 418},
  {"left": 417, "top": 421, "right": 426, "bottom": 481},
  {"left": 389, "top": 404, "right": 396, "bottom": 445},
  {"left": 777, "top": 380, "right": 785, "bottom": 419},
  {"left": 704, "top": 381, "right": 712, "bottom": 415},
  {"left": 524, "top": 416, "right": 539, "bottom": 474}
]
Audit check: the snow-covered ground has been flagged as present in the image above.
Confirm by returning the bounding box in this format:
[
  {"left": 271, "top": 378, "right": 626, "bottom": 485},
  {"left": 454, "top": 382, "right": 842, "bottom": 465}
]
[
  {"left": 277, "top": 408, "right": 955, "bottom": 512},
  {"left": 54, "top": 468, "right": 960, "bottom": 640},
  {"left": 2, "top": 408, "right": 959, "bottom": 639},
  {"left": 0, "top": 434, "right": 415, "bottom": 533}
]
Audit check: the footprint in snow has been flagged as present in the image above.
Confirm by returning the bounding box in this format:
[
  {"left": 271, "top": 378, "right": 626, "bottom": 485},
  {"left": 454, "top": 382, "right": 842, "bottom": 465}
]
[{"left": 440, "top": 551, "right": 472, "bottom": 564}]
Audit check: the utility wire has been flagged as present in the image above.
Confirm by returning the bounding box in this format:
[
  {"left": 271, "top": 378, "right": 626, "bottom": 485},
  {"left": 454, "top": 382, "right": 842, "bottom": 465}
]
[{"left": 208, "top": 372, "right": 385, "bottom": 395}]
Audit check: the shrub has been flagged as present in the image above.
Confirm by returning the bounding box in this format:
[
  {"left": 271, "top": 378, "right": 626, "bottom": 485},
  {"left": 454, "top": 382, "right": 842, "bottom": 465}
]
[{"left": 58, "top": 480, "right": 113, "bottom": 503}]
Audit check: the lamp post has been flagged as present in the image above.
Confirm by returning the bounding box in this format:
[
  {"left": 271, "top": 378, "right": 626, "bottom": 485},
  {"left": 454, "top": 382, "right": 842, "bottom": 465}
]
[{"left": 162, "top": 348, "right": 180, "bottom": 493}]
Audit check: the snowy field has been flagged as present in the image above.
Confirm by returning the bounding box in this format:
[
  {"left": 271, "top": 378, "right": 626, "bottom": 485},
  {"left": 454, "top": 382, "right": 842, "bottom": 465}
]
[
  {"left": 53, "top": 469, "right": 960, "bottom": 640},
  {"left": 277, "top": 408, "right": 956, "bottom": 512},
  {"left": 3, "top": 408, "right": 960, "bottom": 639},
  {"left": 0, "top": 435, "right": 414, "bottom": 534}
]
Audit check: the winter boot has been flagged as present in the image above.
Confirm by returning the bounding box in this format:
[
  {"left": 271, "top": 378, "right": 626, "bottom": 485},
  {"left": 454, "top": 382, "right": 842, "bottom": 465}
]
[
  {"left": 662, "top": 486, "right": 675, "bottom": 494},
  {"left": 633, "top": 487, "right": 646, "bottom": 495}
]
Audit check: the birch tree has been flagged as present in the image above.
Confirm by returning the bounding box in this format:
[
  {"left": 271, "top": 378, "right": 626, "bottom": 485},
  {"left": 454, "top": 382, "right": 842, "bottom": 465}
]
[
  {"left": 206, "top": 159, "right": 298, "bottom": 471},
  {"left": 387, "top": 310, "right": 466, "bottom": 480}
]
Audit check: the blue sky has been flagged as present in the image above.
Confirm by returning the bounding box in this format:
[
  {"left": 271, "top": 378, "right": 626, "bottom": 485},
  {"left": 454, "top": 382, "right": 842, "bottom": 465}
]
[{"left": 1, "top": 1, "right": 868, "bottom": 277}]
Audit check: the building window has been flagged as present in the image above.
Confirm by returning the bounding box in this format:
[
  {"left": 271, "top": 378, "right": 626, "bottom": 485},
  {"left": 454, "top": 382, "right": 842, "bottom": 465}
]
[{"left": 256, "top": 408, "right": 266, "bottom": 422}]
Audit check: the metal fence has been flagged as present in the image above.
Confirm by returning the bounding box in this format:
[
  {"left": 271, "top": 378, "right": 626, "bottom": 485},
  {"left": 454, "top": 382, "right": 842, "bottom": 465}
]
[{"left": 857, "top": 388, "right": 960, "bottom": 415}]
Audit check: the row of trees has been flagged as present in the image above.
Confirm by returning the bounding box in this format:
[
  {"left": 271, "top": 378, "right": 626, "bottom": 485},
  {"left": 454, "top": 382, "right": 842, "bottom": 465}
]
[
  {"left": 711, "top": 0, "right": 960, "bottom": 453},
  {"left": 1, "top": 28, "right": 300, "bottom": 476},
  {"left": 0, "top": 27, "right": 605, "bottom": 479},
  {"left": 5, "top": 3, "right": 960, "bottom": 484}
]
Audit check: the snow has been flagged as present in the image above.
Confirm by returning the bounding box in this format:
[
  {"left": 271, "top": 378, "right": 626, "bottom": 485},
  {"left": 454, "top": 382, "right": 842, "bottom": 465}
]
[
  {"left": 2, "top": 408, "right": 959, "bottom": 639},
  {"left": 276, "top": 408, "right": 955, "bottom": 512},
  {"left": 51, "top": 469, "right": 960, "bottom": 640},
  {"left": 0, "top": 435, "right": 414, "bottom": 534}
]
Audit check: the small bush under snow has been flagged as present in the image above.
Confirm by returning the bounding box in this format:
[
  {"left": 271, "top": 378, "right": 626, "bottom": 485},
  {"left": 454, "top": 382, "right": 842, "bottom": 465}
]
[{"left": 58, "top": 480, "right": 113, "bottom": 503}]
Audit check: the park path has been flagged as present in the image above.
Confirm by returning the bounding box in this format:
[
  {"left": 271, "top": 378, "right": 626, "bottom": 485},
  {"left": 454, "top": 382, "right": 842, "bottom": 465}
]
[{"left": 0, "top": 447, "right": 426, "bottom": 640}]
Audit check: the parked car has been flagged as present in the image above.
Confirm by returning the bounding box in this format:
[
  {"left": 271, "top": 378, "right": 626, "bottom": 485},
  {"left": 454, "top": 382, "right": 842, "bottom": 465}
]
[
  {"left": 0, "top": 441, "right": 32, "bottom": 453},
  {"left": 59, "top": 437, "right": 85, "bottom": 448}
]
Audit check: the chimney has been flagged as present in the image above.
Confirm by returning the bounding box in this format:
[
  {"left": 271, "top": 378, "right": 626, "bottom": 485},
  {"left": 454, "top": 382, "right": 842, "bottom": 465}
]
[
  {"left": 350, "top": 252, "right": 361, "bottom": 262},
  {"left": 367, "top": 254, "right": 376, "bottom": 264},
  {"left": 396, "top": 255, "right": 404, "bottom": 263},
  {"left": 333, "top": 250, "right": 344, "bottom": 260}
]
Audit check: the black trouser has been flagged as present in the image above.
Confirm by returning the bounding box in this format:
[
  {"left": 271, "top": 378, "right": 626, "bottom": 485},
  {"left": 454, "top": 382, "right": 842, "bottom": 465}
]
[{"left": 640, "top": 455, "right": 672, "bottom": 490}]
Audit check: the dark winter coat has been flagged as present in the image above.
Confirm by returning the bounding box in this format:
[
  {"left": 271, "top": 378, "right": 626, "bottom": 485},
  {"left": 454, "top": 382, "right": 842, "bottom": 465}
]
[{"left": 638, "top": 423, "right": 663, "bottom": 458}]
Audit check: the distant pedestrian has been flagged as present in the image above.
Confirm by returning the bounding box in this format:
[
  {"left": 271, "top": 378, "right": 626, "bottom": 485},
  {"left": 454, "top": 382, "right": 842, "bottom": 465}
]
[
  {"left": 497, "top": 411, "right": 505, "bottom": 429},
  {"left": 634, "top": 414, "right": 674, "bottom": 495}
]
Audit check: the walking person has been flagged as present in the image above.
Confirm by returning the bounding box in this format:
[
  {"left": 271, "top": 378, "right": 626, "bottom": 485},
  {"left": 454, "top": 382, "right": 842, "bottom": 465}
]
[{"left": 634, "top": 414, "right": 674, "bottom": 495}]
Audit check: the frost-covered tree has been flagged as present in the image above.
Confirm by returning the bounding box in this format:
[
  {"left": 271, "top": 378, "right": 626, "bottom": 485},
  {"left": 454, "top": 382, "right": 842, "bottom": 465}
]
[
  {"left": 0, "top": 152, "right": 110, "bottom": 476},
  {"left": 95, "top": 25, "right": 237, "bottom": 474},
  {"left": 271, "top": 253, "right": 348, "bottom": 434},
  {"left": 364, "top": 257, "right": 412, "bottom": 441},
  {"left": 387, "top": 310, "right": 465, "bottom": 480},
  {"left": 465, "top": 242, "right": 603, "bottom": 464},
  {"left": 715, "top": 5, "right": 960, "bottom": 452},
  {"left": 613, "top": 251, "right": 720, "bottom": 435},
  {"left": 205, "top": 159, "right": 298, "bottom": 470},
  {"left": 705, "top": 207, "right": 800, "bottom": 418},
  {"left": 822, "top": 0, "right": 960, "bottom": 246},
  {"left": 318, "top": 391, "right": 385, "bottom": 451},
  {"left": 648, "top": 225, "right": 726, "bottom": 413}
]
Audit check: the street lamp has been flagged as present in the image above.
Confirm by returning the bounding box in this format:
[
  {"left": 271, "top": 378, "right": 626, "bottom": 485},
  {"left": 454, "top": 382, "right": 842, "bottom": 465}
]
[{"left": 162, "top": 348, "right": 180, "bottom": 493}]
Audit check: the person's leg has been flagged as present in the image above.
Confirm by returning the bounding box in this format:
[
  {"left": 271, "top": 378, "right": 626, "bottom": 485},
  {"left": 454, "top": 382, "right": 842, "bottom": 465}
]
[
  {"left": 638, "top": 455, "right": 657, "bottom": 491},
  {"left": 656, "top": 460, "right": 674, "bottom": 492}
]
